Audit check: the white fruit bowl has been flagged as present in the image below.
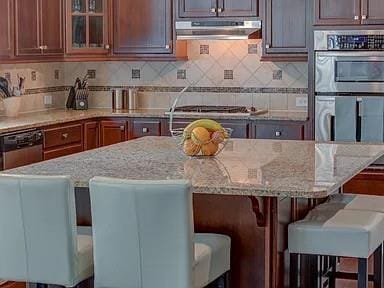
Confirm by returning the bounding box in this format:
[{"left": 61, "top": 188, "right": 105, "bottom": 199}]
[{"left": 169, "top": 84, "right": 233, "bottom": 157}]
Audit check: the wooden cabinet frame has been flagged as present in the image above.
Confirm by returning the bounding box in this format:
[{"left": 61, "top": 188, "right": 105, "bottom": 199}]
[
  {"left": 15, "top": 0, "right": 64, "bottom": 57},
  {"left": 0, "top": 0, "right": 14, "bottom": 59},
  {"left": 65, "top": 0, "right": 110, "bottom": 55}
]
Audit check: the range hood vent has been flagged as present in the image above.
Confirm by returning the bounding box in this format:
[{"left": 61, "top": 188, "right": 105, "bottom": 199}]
[{"left": 176, "top": 20, "right": 262, "bottom": 40}]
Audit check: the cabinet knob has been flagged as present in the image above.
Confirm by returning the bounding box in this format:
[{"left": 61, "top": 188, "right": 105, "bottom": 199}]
[
  {"left": 105, "top": 44, "right": 110, "bottom": 50},
  {"left": 142, "top": 127, "right": 149, "bottom": 133},
  {"left": 361, "top": 15, "right": 367, "bottom": 20},
  {"left": 275, "top": 131, "right": 282, "bottom": 137},
  {"left": 120, "top": 126, "right": 125, "bottom": 131},
  {"left": 211, "top": 8, "right": 217, "bottom": 13},
  {"left": 217, "top": 8, "right": 223, "bottom": 13},
  {"left": 265, "top": 44, "right": 270, "bottom": 49},
  {"left": 354, "top": 15, "right": 360, "bottom": 20},
  {"left": 62, "top": 133, "right": 69, "bottom": 139},
  {"left": 165, "top": 45, "right": 170, "bottom": 49}
]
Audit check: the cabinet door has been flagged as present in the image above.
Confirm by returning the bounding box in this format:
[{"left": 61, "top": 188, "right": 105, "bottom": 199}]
[
  {"left": 0, "top": 0, "right": 13, "bottom": 59},
  {"left": 218, "top": 0, "right": 258, "bottom": 17},
  {"left": 263, "top": 0, "right": 307, "bottom": 58},
  {"left": 15, "top": 0, "right": 41, "bottom": 56},
  {"left": 131, "top": 119, "right": 162, "bottom": 139},
  {"left": 40, "top": 0, "right": 64, "bottom": 55},
  {"left": 113, "top": 0, "right": 172, "bottom": 54},
  {"left": 254, "top": 122, "right": 304, "bottom": 140},
  {"left": 344, "top": 169, "right": 384, "bottom": 196},
  {"left": 218, "top": 121, "right": 250, "bottom": 138},
  {"left": 100, "top": 120, "right": 127, "bottom": 147},
  {"left": 314, "top": 0, "right": 361, "bottom": 25},
  {"left": 178, "top": 0, "right": 217, "bottom": 18},
  {"left": 84, "top": 121, "right": 100, "bottom": 150},
  {"left": 66, "top": 0, "right": 110, "bottom": 55},
  {"left": 361, "top": 0, "right": 384, "bottom": 24},
  {"left": 0, "top": 282, "right": 25, "bottom": 288}
]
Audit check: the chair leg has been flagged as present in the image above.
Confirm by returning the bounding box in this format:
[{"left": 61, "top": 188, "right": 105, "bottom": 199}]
[
  {"left": 358, "top": 258, "right": 369, "bottom": 288},
  {"left": 329, "top": 256, "right": 337, "bottom": 288},
  {"left": 374, "top": 244, "right": 383, "bottom": 288},
  {"left": 224, "top": 271, "right": 230, "bottom": 288},
  {"left": 290, "top": 253, "right": 299, "bottom": 288}
]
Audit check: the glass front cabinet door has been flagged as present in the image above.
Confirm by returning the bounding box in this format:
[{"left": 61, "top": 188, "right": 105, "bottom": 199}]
[{"left": 66, "top": 0, "right": 110, "bottom": 54}]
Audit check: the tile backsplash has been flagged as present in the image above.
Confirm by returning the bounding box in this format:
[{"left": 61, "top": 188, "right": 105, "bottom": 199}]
[{"left": 0, "top": 40, "right": 308, "bottom": 115}]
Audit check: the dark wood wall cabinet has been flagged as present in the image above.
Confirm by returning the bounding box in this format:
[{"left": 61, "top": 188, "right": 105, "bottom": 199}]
[
  {"left": 65, "top": 0, "right": 110, "bottom": 55},
  {"left": 0, "top": 0, "right": 14, "bottom": 59},
  {"left": 177, "top": 0, "right": 259, "bottom": 19},
  {"left": 314, "top": 0, "right": 384, "bottom": 25},
  {"left": 113, "top": 0, "right": 173, "bottom": 55},
  {"left": 15, "top": 0, "right": 64, "bottom": 57},
  {"left": 262, "top": 0, "right": 308, "bottom": 61}
]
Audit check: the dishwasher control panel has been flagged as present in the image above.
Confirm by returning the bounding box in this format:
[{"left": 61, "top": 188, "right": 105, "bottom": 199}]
[{"left": 1, "top": 130, "right": 43, "bottom": 152}]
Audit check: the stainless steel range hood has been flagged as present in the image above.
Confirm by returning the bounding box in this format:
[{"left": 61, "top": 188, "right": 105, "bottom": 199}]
[{"left": 175, "top": 20, "right": 262, "bottom": 40}]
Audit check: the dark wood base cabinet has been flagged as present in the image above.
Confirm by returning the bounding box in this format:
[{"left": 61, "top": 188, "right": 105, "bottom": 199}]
[
  {"left": 343, "top": 169, "right": 384, "bottom": 196},
  {"left": 0, "top": 283, "right": 25, "bottom": 288}
]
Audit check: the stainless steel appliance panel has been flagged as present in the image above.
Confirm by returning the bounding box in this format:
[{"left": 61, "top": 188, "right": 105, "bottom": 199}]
[
  {"left": 1, "top": 130, "right": 43, "bottom": 171},
  {"left": 3, "top": 144, "right": 42, "bottom": 170},
  {"left": 316, "top": 52, "right": 384, "bottom": 93}
]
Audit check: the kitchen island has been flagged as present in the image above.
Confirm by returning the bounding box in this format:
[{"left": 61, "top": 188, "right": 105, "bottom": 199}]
[{"left": 4, "top": 137, "right": 384, "bottom": 288}]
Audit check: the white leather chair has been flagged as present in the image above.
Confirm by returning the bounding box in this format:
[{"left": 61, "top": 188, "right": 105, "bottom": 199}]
[
  {"left": 0, "top": 175, "right": 93, "bottom": 287},
  {"left": 288, "top": 207, "right": 384, "bottom": 288},
  {"left": 89, "top": 177, "right": 231, "bottom": 288},
  {"left": 325, "top": 193, "right": 384, "bottom": 213}
]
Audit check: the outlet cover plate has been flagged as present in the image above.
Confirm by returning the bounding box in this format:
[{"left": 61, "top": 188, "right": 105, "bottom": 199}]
[
  {"left": 44, "top": 95, "right": 52, "bottom": 105},
  {"left": 295, "top": 96, "right": 308, "bottom": 107}
]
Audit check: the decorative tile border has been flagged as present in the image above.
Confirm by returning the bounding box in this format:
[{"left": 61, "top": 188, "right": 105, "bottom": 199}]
[{"left": 24, "top": 85, "right": 308, "bottom": 95}]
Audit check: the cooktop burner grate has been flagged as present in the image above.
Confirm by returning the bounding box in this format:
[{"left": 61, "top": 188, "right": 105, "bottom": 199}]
[{"left": 172, "top": 105, "right": 249, "bottom": 113}]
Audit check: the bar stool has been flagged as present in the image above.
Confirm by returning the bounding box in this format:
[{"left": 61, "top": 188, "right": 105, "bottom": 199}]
[
  {"left": 325, "top": 193, "right": 384, "bottom": 213},
  {"left": 89, "top": 177, "right": 231, "bottom": 288},
  {"left": 288, "top": 208, "right": 384, "bottom": 288},
  {"left": 0, "top": 175, "right": 93, "bottom": 287}
]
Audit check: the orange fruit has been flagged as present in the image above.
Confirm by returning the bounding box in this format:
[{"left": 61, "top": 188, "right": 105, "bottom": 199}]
[
  {"left": 201, "top": 142, "right": 219, "bottom": 156},
  {"left": 183, "top": 139, "right": 201, "bottom": 156},
  {"left": 191, "top": 127, "right": 211, "bottom": 145}
]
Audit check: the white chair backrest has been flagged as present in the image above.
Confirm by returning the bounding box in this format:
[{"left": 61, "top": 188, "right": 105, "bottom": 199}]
[
  {"left": 0, "top": 175, "right": 78, "bottom": 286},
  {"left": 89, "top": 177, "right": 194, "bottom": 288}
]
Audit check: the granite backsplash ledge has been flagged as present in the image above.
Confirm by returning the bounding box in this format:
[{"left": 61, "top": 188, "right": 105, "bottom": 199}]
[{"left": 0, "top": 40, "right": 308, "bottom": 114}]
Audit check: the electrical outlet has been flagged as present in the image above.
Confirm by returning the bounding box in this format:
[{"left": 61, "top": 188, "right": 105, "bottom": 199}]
[
  {"left": 44, "top": 95, "right": 52, "bottom": 105},
  {"left": 295, "top": 96, "right": 308, "bottom": 107}
]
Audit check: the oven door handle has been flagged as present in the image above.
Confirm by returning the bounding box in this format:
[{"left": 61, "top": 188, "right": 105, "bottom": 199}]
[{"left": 316, "top": 51, "right": 384, "bottom": 58}]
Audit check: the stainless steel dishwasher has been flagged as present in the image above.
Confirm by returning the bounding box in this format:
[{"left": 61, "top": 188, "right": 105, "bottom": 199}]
[{"left": 0, "top": 129, "right": 43, "bottom": 170}]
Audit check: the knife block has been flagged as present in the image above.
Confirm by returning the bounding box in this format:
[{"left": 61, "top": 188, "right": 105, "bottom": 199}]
[{"left": 73, "top": 88, "right": 88, "bottom": 110}]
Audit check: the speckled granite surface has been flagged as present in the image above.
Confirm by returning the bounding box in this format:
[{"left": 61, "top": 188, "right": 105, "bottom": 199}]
[
  {"left": 4, "top": 137, "right": 384, "bottom": 198},
  {"left": 0, "top": 108, "right": 308, "bottom": 134}
]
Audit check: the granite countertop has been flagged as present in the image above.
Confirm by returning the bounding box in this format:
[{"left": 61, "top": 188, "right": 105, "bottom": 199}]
[
  {"left": 0, "top": 108, "right": 308, "bottom": 134},
  {"left": 4, "top": 137, "right": 384, "bottom": 198}
]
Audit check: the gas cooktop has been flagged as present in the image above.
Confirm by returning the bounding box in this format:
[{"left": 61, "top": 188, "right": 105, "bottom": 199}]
[{"left": 172, "top": 105, "right": 249, "bottom": 113}]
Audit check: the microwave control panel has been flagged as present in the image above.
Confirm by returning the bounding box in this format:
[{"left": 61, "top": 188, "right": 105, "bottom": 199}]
[{"left": 328, "top": 35, "right": 384, "bottom": 50}]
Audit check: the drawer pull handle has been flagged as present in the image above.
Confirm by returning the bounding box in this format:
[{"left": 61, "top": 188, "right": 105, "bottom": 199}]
[
  {"left": 211, "top": 8, "right": 217, "bottom": 13},
  {"left": 120, "top": 126, "right": 125, "bottom": 131},
  {"left": 62, "top": 133, "right": 69, "bottom": 139},
  {"left": 217, "top": 7, "right": 223, "bottom": 13},
  {"left": 275, "top": 131, "right": 282, "bottom": 137},
  {"left": 361, "top": 15, "right": 367, "bottom": 20},
  {"left": 142, "top": 128, "right": 149, "bottom": 133},
  {"left": 354, "top": 15, "right": 359, "bottom": 20}
]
